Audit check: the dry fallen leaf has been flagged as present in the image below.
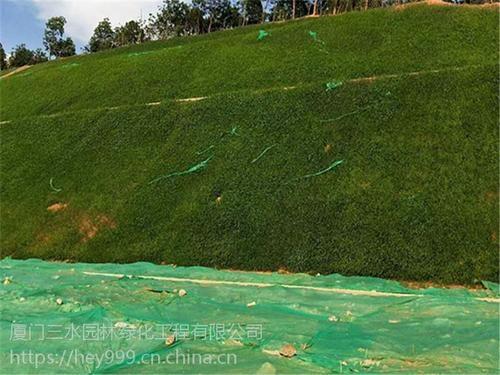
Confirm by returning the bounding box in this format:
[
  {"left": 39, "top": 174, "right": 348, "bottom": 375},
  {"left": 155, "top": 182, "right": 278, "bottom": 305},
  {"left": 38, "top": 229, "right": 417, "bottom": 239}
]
[
  {"left": 279, "top": 344, "right": 297, "bottom": 358},
  {"left": 165, "top": 335, "right": 176, "bottom": 346}
]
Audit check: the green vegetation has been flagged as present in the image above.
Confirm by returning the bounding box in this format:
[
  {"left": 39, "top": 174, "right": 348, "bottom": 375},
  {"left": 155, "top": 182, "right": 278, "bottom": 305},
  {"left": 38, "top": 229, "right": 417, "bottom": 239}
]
[
  {"left": 4, "top": 44, "right": 48, "bottom": 68},
  {"left": 42, "top": 16, "right": 76, "bottom": 58},
  {"left": 0, "top": 5, "right": 498, "bottom": 283}
]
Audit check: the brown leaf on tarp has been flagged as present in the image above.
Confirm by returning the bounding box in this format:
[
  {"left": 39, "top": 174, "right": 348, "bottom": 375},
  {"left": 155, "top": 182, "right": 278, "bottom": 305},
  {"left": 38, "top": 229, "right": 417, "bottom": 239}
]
[
  {"left": 279, "top": 344, "right": 297, "bottom": 358},
  {"left": 165, "top": 335, "right": 176, "bottom": 346}
]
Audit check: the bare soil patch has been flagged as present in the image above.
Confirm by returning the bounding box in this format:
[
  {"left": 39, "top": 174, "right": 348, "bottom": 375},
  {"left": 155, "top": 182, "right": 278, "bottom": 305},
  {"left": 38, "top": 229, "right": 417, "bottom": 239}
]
[
  {"left": 0, "top": 65, "right": 31, "bottom": 79},
  {"left": 79, "top": 214, "right": 116, "bottom": 242},
  {"left": 47, "top": 202, "right": 68, "bottom": 212}
]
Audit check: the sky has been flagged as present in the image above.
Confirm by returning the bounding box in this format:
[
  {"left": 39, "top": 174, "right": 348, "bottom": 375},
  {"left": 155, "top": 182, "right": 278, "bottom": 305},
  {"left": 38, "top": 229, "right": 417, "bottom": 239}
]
[{"left": 0, "top": 0, "right": 162, "bottom": 53}]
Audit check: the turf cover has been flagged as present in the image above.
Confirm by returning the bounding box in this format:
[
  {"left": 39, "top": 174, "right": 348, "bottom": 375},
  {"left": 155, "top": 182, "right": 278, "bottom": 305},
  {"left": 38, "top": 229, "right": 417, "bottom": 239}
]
[{"left": 1, "top": 6, "right": 498, "bottom": 283}]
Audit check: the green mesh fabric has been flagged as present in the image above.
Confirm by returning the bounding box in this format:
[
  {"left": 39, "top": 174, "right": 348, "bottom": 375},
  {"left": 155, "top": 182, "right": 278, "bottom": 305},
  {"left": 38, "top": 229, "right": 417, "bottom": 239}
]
[
  {"left": 1, "top": 258, "right": 498, "bottom": 373},
  {"left": 325, "top": 81, "right": 343, "bottom": 91},
  {"left": 149, "top": 156, "right": 212, "bottom": 184},
  {"left": 257, "top": 30, "right": 269, "bottom": 41}
]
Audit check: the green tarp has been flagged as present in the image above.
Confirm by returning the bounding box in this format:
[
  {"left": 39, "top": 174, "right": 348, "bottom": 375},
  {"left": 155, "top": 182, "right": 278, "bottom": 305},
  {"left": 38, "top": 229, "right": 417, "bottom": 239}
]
[{"left": 1, "top": 258, "right": 498, "bottom": 373}]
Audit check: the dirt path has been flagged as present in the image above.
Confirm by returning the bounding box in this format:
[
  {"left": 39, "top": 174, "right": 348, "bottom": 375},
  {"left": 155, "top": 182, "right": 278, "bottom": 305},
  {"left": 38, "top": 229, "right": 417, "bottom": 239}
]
[
  {"left": 0, "top": 65, "right": 31, "bottom": 79},
  {"left": 0, "top": 64, "right": 485, "bottom": 123}
]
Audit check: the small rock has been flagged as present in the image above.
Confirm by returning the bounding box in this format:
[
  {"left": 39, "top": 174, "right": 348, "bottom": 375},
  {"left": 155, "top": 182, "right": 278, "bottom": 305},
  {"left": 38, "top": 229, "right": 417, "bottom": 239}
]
[
  {"left": 328, "top": 315, "right": 338, "bottom": 322},
  {"left": 247, "top": 301, "right": 256, "bottom": 308},
  {"left": 262, "top": 349, "right": 281, "bottom": 357},
  {"left": 178, "top": 289, "right": 187, "bottom": 297},
  {"left": 361, "top": 359, "right": 380, "bottom": 368},
  {"left": 226, "top": 339, "right": 244, "bottom": 346},
  {"left": 279, "top": 344, "right": 297, "bottom": 358},
  {"left": 19, "top": 297, "right": 26, "bottom": 302},
  {"left": 114, "top": 322, "right": 137, "bottom": 329},
  {"left": 165, "top": 335, "right": 176, "bottom": 346},
  {"left": 256, "top": 362, "right": 277, "bottom": 374},
  {"left": 56, "top": 298, "right": 63, "bottom": 305},
  {"left": 300, "top": 343, "right": 311, "bottom": 350}
]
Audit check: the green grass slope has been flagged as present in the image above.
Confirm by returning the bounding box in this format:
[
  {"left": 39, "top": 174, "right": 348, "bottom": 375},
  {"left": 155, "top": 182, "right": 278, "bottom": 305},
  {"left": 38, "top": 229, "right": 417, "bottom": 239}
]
[{"left": 1, "top": 4, "right": 498, "bottom": 283}]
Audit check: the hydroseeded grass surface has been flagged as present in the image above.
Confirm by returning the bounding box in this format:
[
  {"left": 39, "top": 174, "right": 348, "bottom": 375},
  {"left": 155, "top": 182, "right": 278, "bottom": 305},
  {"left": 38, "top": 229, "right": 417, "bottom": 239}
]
[
  {"left": 0, "top": 4, "right": 498, "bottom": 119},
  {"left": 0, "top": 5, "right": 498, "bottom": 283}
]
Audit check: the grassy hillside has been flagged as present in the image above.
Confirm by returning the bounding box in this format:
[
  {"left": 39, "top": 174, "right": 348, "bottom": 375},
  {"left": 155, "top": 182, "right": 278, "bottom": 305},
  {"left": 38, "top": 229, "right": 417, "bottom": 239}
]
[{"left": 1, "top": 4, "right": 498, "bottom": 283}]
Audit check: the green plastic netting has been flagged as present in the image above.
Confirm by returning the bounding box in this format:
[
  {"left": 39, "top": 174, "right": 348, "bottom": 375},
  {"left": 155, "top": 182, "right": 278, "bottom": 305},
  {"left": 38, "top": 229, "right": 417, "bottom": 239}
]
[
  {"left": 300, "top": 160, "right": 344, "bottom": 179},
  {"left": 149, "top": 157, "right": 212, "bottom": 184},
  {"left": 127, "top": 51, "right": 155, "bottom": 58},
  {"left": 325, "top": 81, "right": 343, "bottom": 92},
  {"left": 257, "top": 30, "right": 269, "bottom": 41},
  {"left": 309, "top": 31, "right": 319, "bottom": 41},
  {"left": 1, "top": 258, "right": 498, "bottom": 373},
  {"left": 60, "top": 63, "right": 80, "bottom": 69}
]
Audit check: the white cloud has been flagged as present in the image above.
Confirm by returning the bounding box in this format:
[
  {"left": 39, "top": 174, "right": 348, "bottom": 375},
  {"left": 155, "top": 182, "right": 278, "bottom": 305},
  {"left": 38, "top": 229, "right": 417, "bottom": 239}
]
[{"left": 31, "top": 0, "right": 162, "bottom": 44}]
